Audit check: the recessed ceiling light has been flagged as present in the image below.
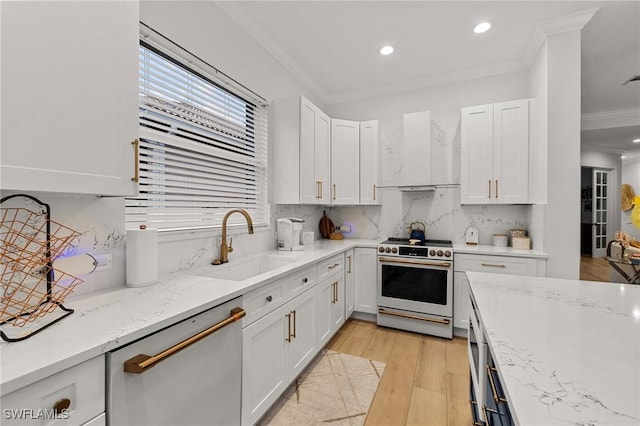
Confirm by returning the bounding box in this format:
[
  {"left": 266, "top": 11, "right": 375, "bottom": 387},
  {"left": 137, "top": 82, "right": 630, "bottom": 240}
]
[
  {"left": 474, "top": 21, "right": 493, "bottom": 34},
  {"left": 633, "top": 138, "right": 640, "bottom": 143},
  {"left": 379, "top": 45, "right": 394, "bottom": 56},
  {"left": 621, "top": 155, "right": 627, "bottom": 159}
]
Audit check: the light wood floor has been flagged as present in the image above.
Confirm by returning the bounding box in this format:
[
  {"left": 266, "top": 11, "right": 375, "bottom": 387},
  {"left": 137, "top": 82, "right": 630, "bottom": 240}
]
[
  {"left": 326, "top": 319, "right": 472, "bottom": 426},
  {"left": 580, "top": 255, "right": 611, "bottom": 282}
]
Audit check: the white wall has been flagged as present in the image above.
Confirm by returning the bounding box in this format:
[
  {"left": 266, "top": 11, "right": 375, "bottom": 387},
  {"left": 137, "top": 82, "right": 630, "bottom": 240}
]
[
  {"left": 542, "top": 30, "right": 583, "bottom": 279},
  {"left": 13, "top": 1, "right": 326, "bottom": 298},
  {"left": 621, "top": 157, "right": 640, "bottom": 238},
  {"left": 324, "top": 71, "right": 532, "bottom": 245}
]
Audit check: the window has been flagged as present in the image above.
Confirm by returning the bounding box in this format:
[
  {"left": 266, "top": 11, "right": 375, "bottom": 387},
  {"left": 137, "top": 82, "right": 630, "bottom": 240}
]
[{"left": 126, "top": 25, "right": 268, "bottom": 232}]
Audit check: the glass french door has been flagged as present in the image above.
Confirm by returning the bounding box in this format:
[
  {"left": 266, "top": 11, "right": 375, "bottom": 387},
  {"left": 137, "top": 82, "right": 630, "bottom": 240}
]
[{"left": 592, "top": 169, "right": 610, "bottom": 258}]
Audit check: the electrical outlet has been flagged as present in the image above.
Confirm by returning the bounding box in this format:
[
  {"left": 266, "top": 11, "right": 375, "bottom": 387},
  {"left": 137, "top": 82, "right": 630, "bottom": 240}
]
[{"left": 93, "top": 254, "right": 112, "bottom": 271}]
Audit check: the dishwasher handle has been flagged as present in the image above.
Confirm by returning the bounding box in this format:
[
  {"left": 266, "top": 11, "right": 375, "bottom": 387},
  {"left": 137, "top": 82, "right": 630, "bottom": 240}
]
[{"left": 124, "top": 307, "right": 245, "bottom": 374}]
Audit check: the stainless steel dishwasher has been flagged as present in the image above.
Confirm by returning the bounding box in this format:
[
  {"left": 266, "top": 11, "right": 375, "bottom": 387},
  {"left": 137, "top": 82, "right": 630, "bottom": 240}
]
[{"left": 107, "top": 297, "right": 244, "bottom": 426}]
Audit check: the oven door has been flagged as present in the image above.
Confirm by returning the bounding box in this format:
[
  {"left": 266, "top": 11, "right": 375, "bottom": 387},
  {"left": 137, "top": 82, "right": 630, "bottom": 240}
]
[{"left": 377, "top": 256, "right": 453, "bottom": 318}]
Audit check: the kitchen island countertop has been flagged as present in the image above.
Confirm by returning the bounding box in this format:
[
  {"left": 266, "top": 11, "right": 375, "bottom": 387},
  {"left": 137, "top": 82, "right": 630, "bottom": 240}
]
[
  {"left": 0, "top": 239, "right": 378, "bottom": 396},
  {"left": 467, "top": 271, "right": 640, "bottom": 425}
]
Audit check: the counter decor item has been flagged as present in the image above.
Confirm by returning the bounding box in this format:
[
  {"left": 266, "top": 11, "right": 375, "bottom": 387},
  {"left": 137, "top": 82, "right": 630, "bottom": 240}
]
[
  {"left": 512, "top": 237, "right": 531, "bottom": 250},
  {"left": 0, "top": 194, "right": 83, "bottom": 342},
  {"left": 302, "top": 231, "right": 315, "bottom": 245},
  {"left": 125, "top": 225, "right": 158, "bottom": 287},
  {"left": 633, "top": 196, "right": 640, "bottom": 230},
  {"left": 319, "top": 211, "right": 335, "bottom": 239},
  {"left": 621, "top": 184, "right": 635, "bottom": 211},
  {"left": 465, "top": 225, "right": 479, "bottom": 245},
  {"left": 492, "top": 234, "right": 508, "bottom": 247},
  {"left": 407, "top": 222, "right": 426, "bottom": 243}
]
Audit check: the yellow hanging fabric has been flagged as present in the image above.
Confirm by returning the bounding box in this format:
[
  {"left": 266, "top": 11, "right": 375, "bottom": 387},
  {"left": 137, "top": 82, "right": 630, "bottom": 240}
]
[{"left": 632, "top": 196, "right": 640, "bottom": 229}]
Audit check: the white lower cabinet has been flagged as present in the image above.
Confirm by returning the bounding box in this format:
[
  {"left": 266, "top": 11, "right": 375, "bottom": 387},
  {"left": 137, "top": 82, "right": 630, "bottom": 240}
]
[
  {"left": 82, "top": 413, "right": 106, "bottom": 426},
  {"left": 0, "top": 356, "right": 104, "bottom": 426},
  {"left": 345, "top": 250, "right": 355, "bottom": 318},
  {"left": 317, "top": 272, "right": 345, "bottom": 349},
  {"left": 354, "top": 247, "right": 377, "bottom": 314},
  {"left": 453, "top": 253, "right": 546, "bottom": 332},
  {"left": 242, "top": 288, "right": 317, "bottom": 425}
]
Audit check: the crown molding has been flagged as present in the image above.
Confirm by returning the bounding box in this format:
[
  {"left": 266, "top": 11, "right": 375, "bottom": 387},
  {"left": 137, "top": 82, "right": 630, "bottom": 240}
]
[
  {"left": 325, "top": 60, "right": 527, "bottom": 105},
  {"left": 522, "top": 7, "right": 599, "bottom": 67},
  {"left": 582, "top": 108, "right": 640, "bottom": 131}
]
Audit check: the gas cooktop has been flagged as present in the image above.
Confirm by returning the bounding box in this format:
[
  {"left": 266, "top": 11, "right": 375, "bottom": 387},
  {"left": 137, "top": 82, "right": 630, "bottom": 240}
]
[
  {"left": 377, "top": 238, "right": 453, "bottom": 260},
  {"left": 379, "top": 237, "right": 453, "bottom": 248}
]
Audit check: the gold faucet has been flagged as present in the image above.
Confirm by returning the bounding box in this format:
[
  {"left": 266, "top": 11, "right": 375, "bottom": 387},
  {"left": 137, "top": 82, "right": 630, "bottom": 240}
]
[{"left": 212, "top": 209, "right": 254, "bottom": 265}]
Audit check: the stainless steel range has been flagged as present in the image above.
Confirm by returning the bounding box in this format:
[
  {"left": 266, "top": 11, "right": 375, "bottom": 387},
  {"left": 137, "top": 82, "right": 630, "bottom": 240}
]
[{"left": 377, "top": 238, "right": 453, "bottom": 339}]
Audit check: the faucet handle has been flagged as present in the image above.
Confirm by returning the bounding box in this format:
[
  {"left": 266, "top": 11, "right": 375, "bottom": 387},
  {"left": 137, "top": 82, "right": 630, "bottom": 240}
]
[{"left": 228, "top": 237, "right": 233, "bottom": 253}]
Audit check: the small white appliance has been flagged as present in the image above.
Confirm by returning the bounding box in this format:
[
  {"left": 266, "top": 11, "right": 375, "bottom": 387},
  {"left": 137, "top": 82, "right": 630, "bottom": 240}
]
[{"left": 277, "top": 218, "right": 305, "bottom": 251}]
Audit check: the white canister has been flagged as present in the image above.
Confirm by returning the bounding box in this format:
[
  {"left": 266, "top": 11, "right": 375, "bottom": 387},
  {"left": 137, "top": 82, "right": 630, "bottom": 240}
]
[
  {"left": 492, "top": 234, "right": 509, "bottom": 247},
  {"left": 302, "top": 231, "right": 314, "bottom": 245}
]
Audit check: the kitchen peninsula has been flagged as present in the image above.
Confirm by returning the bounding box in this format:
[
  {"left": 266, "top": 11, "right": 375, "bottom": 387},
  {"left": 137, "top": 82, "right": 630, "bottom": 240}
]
[{"left": 467, "top": 271, "right": 640, "bottom": 425}]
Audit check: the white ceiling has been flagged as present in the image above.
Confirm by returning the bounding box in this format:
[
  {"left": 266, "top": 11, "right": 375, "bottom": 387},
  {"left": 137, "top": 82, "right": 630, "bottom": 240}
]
[{"left": 217, "top": 1, "right": 640, "bottom": 157}]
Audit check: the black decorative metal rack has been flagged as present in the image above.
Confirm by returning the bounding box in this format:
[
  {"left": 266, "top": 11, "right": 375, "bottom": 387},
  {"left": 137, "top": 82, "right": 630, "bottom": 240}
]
[{"left": 0, "top": 194, "right": 82, "bottom": 342}]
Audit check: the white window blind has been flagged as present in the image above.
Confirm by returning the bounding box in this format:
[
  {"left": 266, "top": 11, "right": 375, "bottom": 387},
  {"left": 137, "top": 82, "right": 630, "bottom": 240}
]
[{"left": 126, "top": 29, "right": 268, "bottom": 232}]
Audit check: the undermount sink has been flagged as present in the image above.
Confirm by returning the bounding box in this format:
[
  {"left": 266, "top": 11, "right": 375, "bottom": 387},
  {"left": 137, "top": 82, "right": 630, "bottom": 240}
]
[{"left": 198, "top": 253, "right": 302, "bottom": 281}]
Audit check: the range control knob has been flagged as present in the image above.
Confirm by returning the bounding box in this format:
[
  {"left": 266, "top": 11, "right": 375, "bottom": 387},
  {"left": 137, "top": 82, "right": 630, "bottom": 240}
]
[
  {"left": 437, "top": 250, "right": 444, "bottom": 257},
  {"left": 391, "top": 247, "right": 398, "bottom": 253},
  {"left": 385, "top": 247, "right": 392, "bottom": 253},
  {"left": 378, "top": 246, "right": 385, "bottom": 253},
  {"left": 429, "top": 249, "right": 436, "bottom": 256},
  {"left": 444, "top": 250, "right": 452, "bottom": 258}
]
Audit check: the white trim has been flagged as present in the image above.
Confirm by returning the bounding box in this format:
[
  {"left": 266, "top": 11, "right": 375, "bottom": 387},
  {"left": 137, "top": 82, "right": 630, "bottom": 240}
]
[{"left": 581, "top": 108, "right": 640, "bottom": 131}]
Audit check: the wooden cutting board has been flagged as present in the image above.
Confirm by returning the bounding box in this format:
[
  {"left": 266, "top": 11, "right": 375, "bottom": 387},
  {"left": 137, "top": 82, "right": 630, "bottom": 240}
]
[{"left": 319, "top": 210, "right": 335, "bottom": 239}]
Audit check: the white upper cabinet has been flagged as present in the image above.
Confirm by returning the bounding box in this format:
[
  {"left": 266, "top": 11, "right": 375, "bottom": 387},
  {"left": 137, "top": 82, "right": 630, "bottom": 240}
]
[
  {"left": 272, "top": 96, "right": 379, "bottom": 206},
  {"left": 460, "top": 99, "right": 529, "bottom": 204},
  {"left": 0, "top": 1, "right": 139, "bottom": 196},
  {"left": 359, "top": 120, "right": 380, "bottom": 205},
  {"left": 272, "top": 96, "right": 330, "bottom": 204},
  {"left": 330, "top": 119, "right": 360, "bottom": 205}
]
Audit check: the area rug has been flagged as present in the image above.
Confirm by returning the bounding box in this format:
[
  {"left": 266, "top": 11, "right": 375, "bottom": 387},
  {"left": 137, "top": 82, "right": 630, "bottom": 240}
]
[{"left": 258, "top": 350, "right": 386, "bottom": 426}]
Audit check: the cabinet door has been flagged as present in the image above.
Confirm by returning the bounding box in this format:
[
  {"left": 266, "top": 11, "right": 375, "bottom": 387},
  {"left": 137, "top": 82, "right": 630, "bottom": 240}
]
[
  {"left": 331, "top": 275, "right": 346, "bottom": 332},
  {"left": 0, "top": 1, "right": 138, "bottom": 196},
  {"left": 460, "top": 104, "right": 493, "bottom": 204},
  {"left": 316, "top": 278, "right": 333, "bottom": 348},
  {"left": 287, "top": 289, "right": 317, "bottom": 379},
  {"left": 242, "top": 306, "right": 287, "bottom": 426},
  {"left": 453, "top": 272, "right": 470, "bottom": 330},
  {"left": 360, "top": 121, "right": 380, "bottom": 205},
  {"left": 493, "top": 100, "right": 529, "bottom": 204},
  {"left": 331, "top": 119, "right": 360, "bottom": 205},
  {"left": 345, "top": 250, "right": 355, "bottom": 318},
  {"left": 299, "top": 97, "right": 331, "bottom": 204},
  {"left": 354, "top": 247, "right": 378, "bottom": 314}
]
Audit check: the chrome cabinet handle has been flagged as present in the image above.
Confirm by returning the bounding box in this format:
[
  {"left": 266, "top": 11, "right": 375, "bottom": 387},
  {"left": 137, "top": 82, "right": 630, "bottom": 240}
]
[
  {"left": 378, "top": 308, "right": 450, "bottom": 325},
  {"left": 291, "top": 310, "right": 296, "bottom": 339},
  {"left": 124, "top": 307, "right": 245, "bottom": 374},
  {"left": 131, "top": 139, "right": 139, "bottom": 182},
  {"left": 285, "top": 312, "right": 292, "bottom": 342},
  {"left": 481, "top": 263, "right": 506, "bottom": 268}
]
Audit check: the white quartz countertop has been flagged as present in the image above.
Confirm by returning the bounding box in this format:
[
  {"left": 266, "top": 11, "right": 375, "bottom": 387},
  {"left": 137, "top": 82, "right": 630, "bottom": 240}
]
[
  {"left": 0, "top": 239, "right": 378, "bottom": 396},
  {"left": 454, "top": 243, "right": 548, "bottom": 258},
  {"left": 467, "top": 271, "right": 640, "bottom": 425}
]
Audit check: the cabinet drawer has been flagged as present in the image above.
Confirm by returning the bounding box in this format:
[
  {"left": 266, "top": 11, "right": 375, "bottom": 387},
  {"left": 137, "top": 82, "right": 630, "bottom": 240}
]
[
  {"left": 1, "top": 356, "right": 105, "bottom": 426},
  {"left": 289, "top": 266, "right": 317, "bottom": 296},
  {"left": 243, "top": 279, "right": 288, "bottom": 326},
  {"left": 455, "top": 254, "right": 537, "bottom": 276},
  {"left": 317, "top": 254, "right": 344, "bottom": 281}
]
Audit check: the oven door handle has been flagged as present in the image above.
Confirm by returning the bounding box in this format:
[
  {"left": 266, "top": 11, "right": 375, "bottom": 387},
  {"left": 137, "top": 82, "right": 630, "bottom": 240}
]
[
  {"left": 378, "top": 308, "right": 451, "bottom": 325},
  {"left": 378, "top": 256, "right": 451, "bottom": 268}
]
